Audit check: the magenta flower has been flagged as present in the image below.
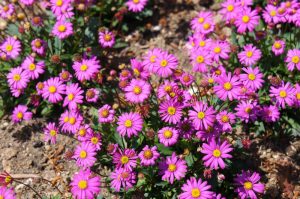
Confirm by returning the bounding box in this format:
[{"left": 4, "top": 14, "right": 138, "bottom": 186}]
[
  {"left": 270, "top": 82, "right": 296, "bottom": 108},
  {"left": 98, "top": 30, "right": 115, "bottom": 48},
  {"left": 21, "top": 56, "right": 45, "bottom": 80},
  {"left": 52, "top": 20, "right": 73, "bottom": 39},
  {"left": 159, "top": 153, "right": 187, "bottom": 184},
  {"left": 260, "top": 105, "right": 280, "bottom": 122},
  {"left": 220, "top": 0, "right": 240, "bottom": 22},
  {"left": 272, "top": 40, "right": 285, "bottom": 56},
  {"left": 76, "top": 124, "right": 93, "bottom": 142},
  {"left": 73, "top": 142, "right": 97, "bottom": 168},
  {"left": 180, "top": 72, "right": 194, "bottom": 87},
  {"left": 0, "top": 36, "right": 21, "bottom": 59},
  {"left": 142, "top": 48, "right": 162, "bottom": 73},
  {"left": 196, "top": 124, "right": 221, "bottom": 142},
  {"left": 44, "top": 122, "right": 59, "bottom": 144},
  {"left": 117, "top": 112, "right": 143, "bottom": 137},
  {"left": 201, "top": 139, "right": 233, "bottom": 170},
  {"left": 238, "top": 44, "right": 261, "bottom": 66},
  {"left": 20, "top": 0, "right": 35, "bottom": 5},
  {"left": 70, "top": 169, "right": 100, "bottom": 199},
  {"left": 130, "top": 58, "right": 150, "bottom": 79},
  {"left": 190, "top": 11, "right": 214, "bottom": 33},
  {"left": 235, "top": 8, "right": 259, "bottom": 33},
  {"left": 214, "top": 72, "right": 241, "bottom": 101},
  {"left": 98, "top": 104, "right": 115, "bottom": 123},
  {"left": 191, "top": 47, "right": 212, "bottom": 73},
  {"left": 12, "top": 105, "right": 32, "bottom": 123},
  {"left": 126, "top": 0, "right": 148, "bottom": 12},
  {"left": 178, "top": 118, "right": 195, "bottom": 139},
  {"left": 59, "top": 70, "right": 72, "bottom": 82},
  {"left": 7, "top": 67, "right": 30, "bottom": 90},
  {"left": 85, "top": 88, "right": 100, "bottom": 103},
  {"left": 63, "top": 83, "right": 84, "bottom": 110},
  {"left": 0, "top": 4, "right": 14, "bottom": 19},
  {"left": 50, "top": 0, "right": 72, "bottom": 17},
  {"left": 0, "top": 186, "right": 16, "bottom": 199},
  {"left": 59, "top": 110, "right": 83, "bottom": 134},
  {"left": 158, "top": 127, "right": 179, "bottom": 147},
  {"left": 211, "top": 40, "right": 231, "bottom": 62},
  {"left": 159, "top": 100, "right": 183, "bottom": 124},
  {"left": 179, "top": 177, "right": 214, "bottom": 199},
  {"left": 262, "top": 4, "right": 280, "bottom": 24},
  {"left": 235, "top": 100, "right": 258, "bottom": 123},
  {"left": 234, "top": 171, "right": 265, "bottom": 199},
  {"left": 85, "top": 132, "right": 102, "bottom": 151},
  {"left": 110, "top": 168, "right": 136, "bottom": 192},
  {"left": 31, "top": 39, "right": 47, "bottom": 55},
  {"left": 72, "top": 57, "right": 101, "bottom": 81},
  {"left": 138, "top": 145, "right": 160, "bottom": 166},
  {"left": 285, "top": 49, "right": 300, "bottom": 71},
  {"left": 189, "top": 101, "right": 216, "bottom": 130},
  {"left": 294, "top": 84, "right": 300, "bottom": 107},
  {"left": 216, "top": 110, "right": 235, "bottom": 132},
  {"left": 42, "top": 77, "right": 65, "bottom": 103},
  {"left": 113, "top": 148, "right": 137, "bottom": 171},
  {"left": 157, "top": 80, "right": 177, "bottom": 99},
  {"left": 125, "top": 79, "right": 151, "bottom": 103},
  {"left": 240, "top": 67, "right": 264, "bottom": 91},
  {"left": 154, "top": 51, "right": 178, "bottom": 78}
]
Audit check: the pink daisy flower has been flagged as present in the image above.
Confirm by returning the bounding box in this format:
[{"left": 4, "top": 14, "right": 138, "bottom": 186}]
[
  {"left": 238, "top": 44, "right": 261, "bottom": 66},
  {"left": 272, "top": 40, "right": 285, "bottom": 56},
  {"left": 44, "top": 122, "right": 59, "bottom": 144},
  {"left": 262, "top": 4, "right": 280, "bottom": 24},
  {"left": 12, "top": 105, "right": 32, "bottom": 123},
  {"left": 59, "top": 70, "right": 72, "bottom": 82},
  {"left": 63, "top": 83, "right": 84, "bottom": 110},
  {"left": 154, "top": 51, "right": 178, "bottom": 78},
  {"left": 117, "top": 112, "right": 143, "bottom": 137},
  {"left": 234, "top": 171, "right": 265, "bottom": 199},
  {"left": 55, "top": 6, "right": 74, "bottom": 20},
  {"left": 157, "top": 80, "right": 177, "bottom": 99},
  {"left": 52, "top": 20, "right": 73, "bottom": 39},
  {"left": 76, "top": 124, "right": 93, "bottom": 142},
  {"left": 191, "top": 47, "right": 212, "bottom": 73},
  {"left": 201, "top": 139, "right": 233, "bottom": 170},
  {"left": 294, "top": 84, "right": 300, "bottom": 107},
  {"left": 10, "top": 88, "right": 23, "bottom": 98},
  {"left": 113, "top": 148, "right": 137, "bottom": 171},
  {"left": 7, "top": 67, "right": 30, "bottom": 90},
  {"left": 126, "top": 0, "right": 148, "bottom": 12},
  {"left": 50, "top": 0, "right": 72, "bottom": 16},
  {"left": 59, "top": 110, "right": 83, "bottom": 134},
  {"left": 235, "top": 8, "right": 259, "bottom": 33},
  {"left": 85, "top": 88, "right": 100, "bottom": 102},
  {"left": 196, "top": 124, "right": 221, "bottom": 142},
  {"left": 124, "top": 79, "right": 151, "bottom": 103},
  {"left": 73, "top": 142, "right": 97, "bottom": 168},
  {"left": 70, "top": 169, "right": 100, "bottom": 199},
  {"left": 0, "top": 4, "right": 14, "bottom": 19},
  {"left": 85, "top": 132, "right": 102, "bottom": 151},
  {"left": 214, "top": 73, "right": 241, "bottom": 101},
  {"left": 190, "top": 11, "right": 214, "bottom": 33},
  {"left": 240, "top": 67, "right": 264, "bottom": 91},
  {"left": 98, "top": 104, "right": 115, "bottom": 123},
  {"left": 21, "top": 56, "right": 45, "bottom": 80},
  {"left": 31, "top": 39, "right": 47, "bottom": 55},
  {"left": 138, "top": 145, "right": 160, "bottom": 166},
  {"left": 0, "top": 186, "right": 16, "bottom": 199},
  {"left": 260, "top": 105, "right": 280, "bottom": 122},
  {"left": 220, "top": 0, "right": 240, "bottom": 22},
  {"left": 180, "top": 72, "right": 194, "bottom": 87},
  {"left": 98, "top": 30, "right": 115, "bottom": 48},
  {"left": 285, "top": 49, "right": 300, "bottom": 71},
  {"left": 110, "top": 168, "right": 136, "bottom": 192},
  {"left": 42, "top": 77, "right": 65, "bottom": 103},
  {"left": 72, "top": 57, "right": 101, "bottom": 81},
  {"left": 211, "top": 40, "right": 231, "bottom": 62},
  {"left": 216, "top": 110, "right": 235, "bottom": 132},
  {"left": 36, "top": 82, "right": 45, "bottom": 95},
  {"left": 158, "top": 127, "right": 179, "bottom": 147},
  {"left": 0, "top": 37, "right": 21, "bottom": 59},
  {"left": 178, "top": 118, "right": 195, "bottom": 139},
  {"left": 270, "top": 82, "right": 296, "bottom": 108},
  {"left": 159, "top": 153, "right": 187, "bottom": 184},
  {"left": 142, "top": 48, "right": 162, "bottom": 73},
  {"left": 179, "top": 177, "right": 214, "bottom": 199},
  {"left": 235, "top": 100, "right": 259, "bottom": 123},
  {"left": 130, "top": 58, "right": 150, "bottom": 80},
  {"left": 159, "top": 100, "right": 183, "bottom": 124},
  {"left": 189, "top": 101, "right": 216, "bottom": 130}
]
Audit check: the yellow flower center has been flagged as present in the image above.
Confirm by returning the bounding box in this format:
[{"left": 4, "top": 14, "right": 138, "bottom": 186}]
[
  {"left": 91, "top": 137, "right": 98, "bottom": 144},
  {"left": 17, "top": 112, "right": 23, "bottom": 119},
  {"left": 163, "top": 130, "right": 173, "bottom": 139},
  {"left": 227, "top": 5, "right": 234, "bottom": 12},
  {"left": 164, "top": 85, "right": 172, "bottom": 92},
  {"left": 245, "top": 107, "right": 252, "bottom": 113},
  {"left": 5, "top": 176, "right": 11, "bottom": 183},
  {"left": 50, "top": 130, "right": 57, "bottom": 136},
  {"left": 223, "top": 82, "right": 232, "bottom": 91},
  {"left": 64, "top": 116, "right": 69, "bottom": 123},
  {"left": 274, "top": 42, "right": 281, "bottom": 49},
  {"left": 246, "top": 51, "right": 253, "bottom": 58},
  {"left": 6, "top": 44, "right": 13, "bottom": 52},
  {"left": 58, "top": 25, "right": 66, "bottom": 32},
  {"left": 101, "top": 109, "right": 109, "bottom": 117},
  {"left": 104, "top": 34, "right": 112, "bottom": 41},
  {"left": 215, "top": 69, "right": 221, "bottom": 75},
  {"left": 13, "top": 74, "right": 21, "bottom": 81},
  {"left": 168, "top": 164, "right": 177, "bottom": 172},
  {"left": 79, "top": 150, "right": 87, "bottom": 158},
  {"left": 248, "top": 73, "right": 256, "bottom": 80},
  {"left": 183, "top": 75, "right": 190, "bottom": 83},
  {"left": 29, "top": 63, "right": 36, "bottom": 71},
  {"left": 285, "top": 1, "right": 291, "bottom": 8},
  {"left": 203, "top": 23, "right": 211, "bottom": 30},
  {"left": 78, "top": 129, "right": 86, "bottom": 136},
  {"left": 69, "top": 117, "right": 76, "bottom": 125},
  {"left": 133, "top": 68, "right": 140, "bottom": 76},
  {"left": 133, "top": 86, "right": 142, "bottom": 94},
  {"left": 80, "top": 64, "right": 88, "bottom": 71},
  {"left": 68, "top": 93, "right": 74, "bottom": 101},
  {"left": 167, "top": 106, "right": 176, "bottom": 115},
  {"left": 196, "top": 55, "right": 204, "bottom": 63},
  {"left": 160, "top": 59, "right": 168, "bottom": 67},
  {"left": 34, "top": 40, "right": 42, "bottom": 48},
  {"left": 133, "top": 0, "right": 140, "bottom": 3},
  {"left": 78, "top": 180, "right": 87, "bottom": 190},
  {"left": 244, "top": 181, "right": 253, "bottom": 190},
  {"left": 279, "top": 90, "right": 287, "bottom": 98},
  {"left": 214, "top": 47, "right": 221, "bottom": 53},
  {"left": 3, "top": 6, "right": 9, "bottom": 12},
  {"left": 270, "top": 10, "right": 276, "bottom": 16},
  {"left": 242, "top": 15, "right": 250, "bottom": 23},
  {"left": 292, "top": 56, "right": 299, "bottom": 64},
  {"left": 208, "top": 78, "right": 214, "bottom": 84},
  {"left": 197, "top": 111, "right": 205, "bottom": 119},
  {"left": 198, "top": 17, "right": 204, "bottom": 23},
  {"left": 191, "top": 188, "right": 201, "bottom": 198},
  {"left": 0, "top": 196, "right": 3, "bottom": 199},
  {"left": 48, "top": 86, "right": 57, "bottom": 93},
  {"left": 143, "top": 150, "right": 153, "bottom": 159},
  {"left": 124, "top": 119, "right": 132, "bottom": 128},
  {"left": 150, "top": 55, "right": 156, "bottom": 63},
  {"left": 199, "top": 41, "right": 206, "bottom": 47},
  {"left": 213, "top": 149, "right": 221, "bottom": 157},
  {"left": 221, "top": 115, "right": 229, "bottom": 123},
  {"left": 121, "top": 156, "right": 129, "bottom": 164},
  {"left": 56, "top": 0, "right": 63, "bottom": 6},
  {"left": 296, "top": 93, "right": 300, "bottom": 100}
]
